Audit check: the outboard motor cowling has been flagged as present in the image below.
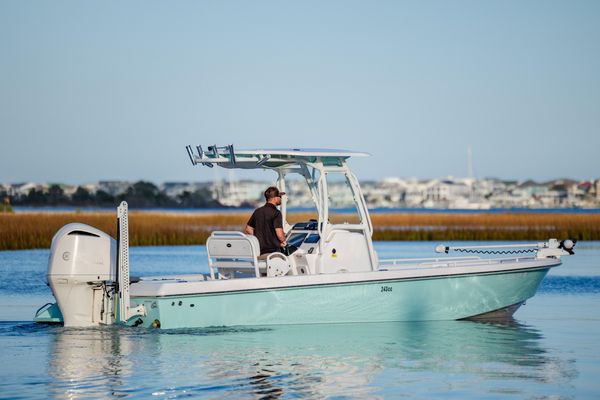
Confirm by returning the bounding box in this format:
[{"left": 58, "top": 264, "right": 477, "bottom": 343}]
[{"left": 47, "top": 223, "right": 117, "bottom": 327}]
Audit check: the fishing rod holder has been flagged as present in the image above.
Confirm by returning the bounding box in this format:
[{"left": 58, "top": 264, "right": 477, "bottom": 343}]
[{"left": 186, "top": 144, "right": 236, "bottom": 167}]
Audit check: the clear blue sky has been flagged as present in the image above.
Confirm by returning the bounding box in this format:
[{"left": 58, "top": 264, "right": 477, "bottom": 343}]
[{"left": 1, "top": 1, "right": 598, "bottom": 184}]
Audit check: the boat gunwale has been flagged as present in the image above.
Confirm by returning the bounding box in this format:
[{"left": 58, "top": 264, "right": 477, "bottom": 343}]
[{"left": 130, "top": 258, "right": 560, "bottom": 299}]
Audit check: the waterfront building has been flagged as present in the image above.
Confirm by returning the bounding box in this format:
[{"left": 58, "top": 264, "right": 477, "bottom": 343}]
[
  {"left": 97, "top": 181, "right": 130, "bottom": 196},
  {"left": 3, "top": 176, "right": 600, "bottom": 209}
]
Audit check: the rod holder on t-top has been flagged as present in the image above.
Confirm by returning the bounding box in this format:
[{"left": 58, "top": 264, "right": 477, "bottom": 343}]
[
  {"left": 435, "top": 239, "right": 576, "bottom": 259},
  {"left": 186, "top": 144, "right": 235, "bottom": 167}
]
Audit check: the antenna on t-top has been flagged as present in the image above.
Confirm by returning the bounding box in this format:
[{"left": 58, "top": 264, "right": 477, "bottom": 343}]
[{"left": 467, "top": 144, "right": 474, "bottom": 179}]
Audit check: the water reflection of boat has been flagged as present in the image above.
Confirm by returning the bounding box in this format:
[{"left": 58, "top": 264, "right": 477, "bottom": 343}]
[
  {"left": 46, "top": 320, "right": 574, "bottom": 398},
  {"left": 46, "top": 327, "right": 133, "bottom": 399}
]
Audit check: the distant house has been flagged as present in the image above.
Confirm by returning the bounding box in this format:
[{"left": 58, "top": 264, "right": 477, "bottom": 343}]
[
  {"left": 423, "top": 178, "right": 470, "bottom": 207},
  {"left": 61, "top": 184, "right": 78, "bottom": 197},
  {"left": 13, "top": 182, "right": 49, "bottom": 196},
  {"left": 213, "top": 180, "right": 267, "bottom": 207},
  {"left": 161, "top": 182, "right": 209, "bottom": 198},
  {"left": 97, "top": 181, "right": 130, "bottom": 196},
  {"left": 363, "top": 178, "right": 406, "bottom": 208}
]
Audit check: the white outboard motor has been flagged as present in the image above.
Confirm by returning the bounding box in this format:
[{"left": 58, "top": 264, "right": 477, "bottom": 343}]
[{"left": 47, "top": 223, "right": 117, "bottom": 327}]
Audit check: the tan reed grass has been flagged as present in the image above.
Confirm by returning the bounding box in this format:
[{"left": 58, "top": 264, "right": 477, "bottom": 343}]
[{"left": 1, "top": 212, "right": 598, "bottom": 250}]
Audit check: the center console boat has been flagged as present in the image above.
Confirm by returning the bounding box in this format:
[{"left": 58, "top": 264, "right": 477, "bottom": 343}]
[{"left": 34, "top": 146, "right": 576, "bottom": 328}]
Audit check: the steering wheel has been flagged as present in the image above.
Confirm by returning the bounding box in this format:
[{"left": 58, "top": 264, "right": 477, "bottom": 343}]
[{"left": 282, "top": 244, "right": 299, "bottom": 256}]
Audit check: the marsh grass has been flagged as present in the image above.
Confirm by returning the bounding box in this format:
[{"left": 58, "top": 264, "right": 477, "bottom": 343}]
[
  {"left": 1, "top": 212, "right": 599, "bottom": 250},
  {"left": 371, "top": 213, "right": 600, "bottom": 241}
]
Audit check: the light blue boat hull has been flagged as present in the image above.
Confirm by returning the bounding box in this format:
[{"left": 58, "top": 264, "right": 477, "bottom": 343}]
[
  {"left": 129, "top": 268, "right": 550, "bottom": 329},
  {"left": 33, "top": 302, "right": 64, "bottom": 324}
]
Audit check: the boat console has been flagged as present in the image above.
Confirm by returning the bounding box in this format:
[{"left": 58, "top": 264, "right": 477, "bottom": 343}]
[{"left": 285, "top": 220, "right": 320, "bottom": 256}]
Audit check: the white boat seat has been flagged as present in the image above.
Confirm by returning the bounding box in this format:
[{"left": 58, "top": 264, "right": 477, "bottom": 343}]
[{"left": 206, "top": 231, "right": 265, "bottom": 279}]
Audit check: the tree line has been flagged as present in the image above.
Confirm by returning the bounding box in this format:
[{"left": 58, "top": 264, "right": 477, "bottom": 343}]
[{"left": 3, "top": 181, "right": 225, "bottom": 208}]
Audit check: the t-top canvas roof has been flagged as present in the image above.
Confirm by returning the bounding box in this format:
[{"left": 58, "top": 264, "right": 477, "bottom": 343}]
[
  {"left": 186, "top": 145, "right": 370, "bottom": 169},
  {"left": 234, "top": 148, "right": 370, "bottom": 158}
]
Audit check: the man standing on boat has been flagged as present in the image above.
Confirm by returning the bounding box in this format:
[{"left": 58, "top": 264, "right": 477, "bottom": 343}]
[{"left": 245, "top": 186, "right": 287, "bottom": 256}]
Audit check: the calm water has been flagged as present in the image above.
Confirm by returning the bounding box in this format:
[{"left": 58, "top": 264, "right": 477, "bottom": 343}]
[{"left": 1, "top": 241, "right": 599, "bottom": 399}]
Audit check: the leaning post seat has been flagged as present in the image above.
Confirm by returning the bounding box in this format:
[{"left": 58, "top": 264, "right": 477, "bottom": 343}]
[{"left": 206, "top": 231, "right": 262, "bottom": 279}]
